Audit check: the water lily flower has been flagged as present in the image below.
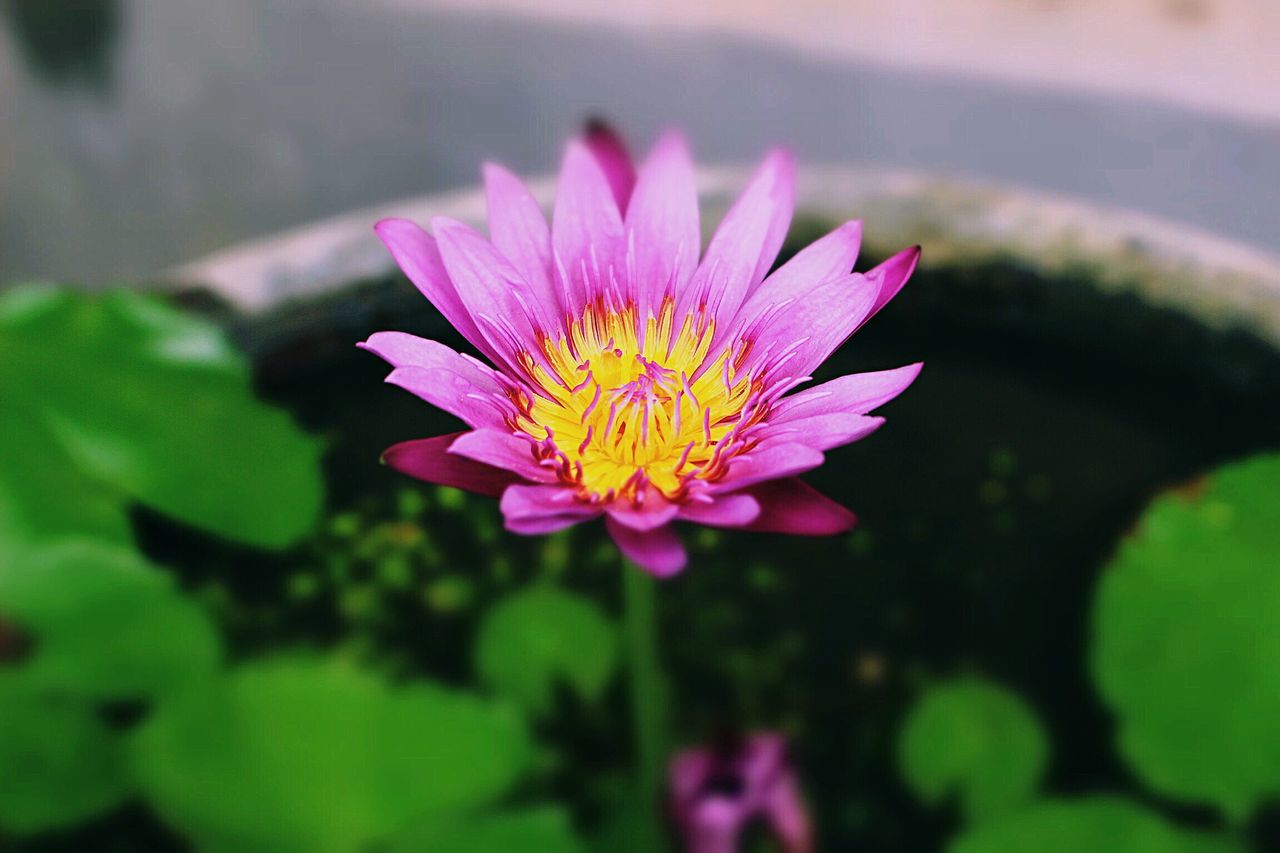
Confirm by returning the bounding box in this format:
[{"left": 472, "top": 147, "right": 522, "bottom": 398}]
[
  {"left": 668, "top": 732, "right": 813, "bottom": 853},
  {"left": 362, "top": 127, "right": 920, "bottom": 576}
]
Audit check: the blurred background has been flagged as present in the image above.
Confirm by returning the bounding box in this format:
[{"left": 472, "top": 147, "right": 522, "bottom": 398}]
[{"left": 1, "top": 1, "right": 1279, "bottom": 851}]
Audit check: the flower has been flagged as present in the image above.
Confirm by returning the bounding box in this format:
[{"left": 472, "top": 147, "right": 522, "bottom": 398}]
[
  {"left": 668, "top": 732, "right": 812, "bottom": 853},
  {"left": 362, "top": 126, "right": 920, "bottom": 576}
]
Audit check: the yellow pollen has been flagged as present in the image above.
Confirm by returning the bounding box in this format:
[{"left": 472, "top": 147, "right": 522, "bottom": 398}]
[{"left": 512, "top": 297, "right": 759, "bottom": 501}]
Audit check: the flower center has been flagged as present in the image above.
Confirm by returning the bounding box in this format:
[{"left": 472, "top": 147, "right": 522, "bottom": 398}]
[{"left": 512, "top": 298, "right": 761, "bottom": 501}]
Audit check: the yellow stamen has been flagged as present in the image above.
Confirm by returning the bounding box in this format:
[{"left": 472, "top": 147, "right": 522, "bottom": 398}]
[{"left": 512, "top": 297, "right": 759, "bottom": 501}]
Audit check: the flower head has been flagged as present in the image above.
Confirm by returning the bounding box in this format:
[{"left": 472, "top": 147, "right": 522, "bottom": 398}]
[
  {"left": 362, "top": 127, "right": 920, "bottom": 576},
  {"left": 669, "top": 732, "right": 812, "bottom": 853}
]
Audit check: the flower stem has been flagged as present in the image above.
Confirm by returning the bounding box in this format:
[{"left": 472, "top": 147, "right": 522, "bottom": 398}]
[{"left": 622, "top": 564, "right": 668, "bottom": 840}]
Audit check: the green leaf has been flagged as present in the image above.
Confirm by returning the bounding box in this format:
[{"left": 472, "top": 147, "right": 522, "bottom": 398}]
[
  {"left": 474, "top": 586, "right": 617, "bottom": 718},
  {"left": 1091, "top": 453, "right": 1280, "bottom": 821},
  {"left": 0, "top": 685, "right": 130, "bottom": 835},
  {"left": 0, "top": 540, "right": 221, "bottom": 700},
  {"left": 950, "top": 797, "right": 1244, "bottom": 853},
  {"left": 132, "top": 659, "right": 533, "bottom": 852},
  {"left": 0, "top": 405, "right": 133, "bottom": 557},
  {"left": 388, "top": 807, "right": 583, "bottom": 853},
  {"left": 0, "top": 286, "right": 324, "bottom": 549},
  {"left": 898, "top": 677, "right": 1048, "bottom": 821}
]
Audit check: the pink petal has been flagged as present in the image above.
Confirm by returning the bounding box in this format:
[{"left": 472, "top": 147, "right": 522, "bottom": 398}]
[
  {"left": 552, "top": 140, "right": 625, "bottom": 315},
  {"left": 606, "top": 497, "right": 680, "bottom": 532},
  {"left": 713, "top": 443, "right": 825, "bottom": 493},
  {"left": 359, "top": 331, "right": 504, "bottom": 391},
  {"left": 431, "top": 217, "right": 554, "bottom": 352},
  {"left": 744, "top": 272, "right": 880, "bottom": 378},
  {"left": 384, "top": 367, "right": 508, "bottom": 428},
  {"left": 606, "top": 518, "right": 687, "bottom": 577},
  {"left": 374, "top": 219, "right": 500, "bottom": 366},
  {"left": 680, "top": 149, "right": 794, "bottom": 332},
  {"left": 863, "top": 245, "right": 921, "bottom": 325},
  {"left": 758, "top": 413, "right": 885, "bottom": 452},
  {"left": 625, "top": 131, "right": 700, "bottom": 311},
  {"left": 583, "top": 120, "right": 636, "bottom": 212},
  {"left": 745, "top": 478, "right": 856, "bottom": 535},
  {"left": 772, "top": 364, "right": 923, "bottom": 422},
  {"left": 483, "top": 163, "right": 558, "bottom": 313},
  {"left": 382, "top": 433, "right": 524, "bottom": 497},
  {"left": 677, "top": 493, "right": 761, "bottom": 528},
  {"left": 500, "top": 483, "right": 601, "bottom": 534},
  {"left": 447, "top": 429, "right": 558, "bottom": 483}
]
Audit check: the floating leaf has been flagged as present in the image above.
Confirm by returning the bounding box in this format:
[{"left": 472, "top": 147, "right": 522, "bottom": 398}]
[
  {"left": 0, "top": 685, "right": 130, "bottom": 835},
  {"left": 0, "top": 285, "right": 324, "bottom": 549},
  {"left": 474, "top": 586, "right": 617, "bottom": 718},
  {"left": 950, "top": 797, "right": 1243, "bottom": 853},
  {"left": 0, "top": 405, "right": 132, "bottom": 558},
  {"left": 0, "top": 540, "right": 221, "bottom": 700},
  {"left": 388, "top": 807, "right": 583, "bottom": 853},
  {"left": 899, "top": 677, "right": 1048, "bottom": 820},
  {"left": 133, "top": 659, "right": 532, "bottom": 852},
  {"left": 1091, "top": 454, "right": 1280, "bottom": 821}
]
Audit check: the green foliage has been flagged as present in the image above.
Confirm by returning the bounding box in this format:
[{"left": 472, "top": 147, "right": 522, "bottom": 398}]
[
  {"left": 0, "top": 686, "right": 130, "bottom": 835},
  {"left": 898, "top": 677, "right": 1048, "bottom": 820},
  {"left": 0, "top": 284, "right": 323, "bottom": 549},
  {"left": 132, "top": 659, "right": 534, "bottom": 852},
  {"left": 475, "top": 585, "right": 617, "bottom": 717},
  {"left": 949, "top": 798, "right": 1243, "bottom": 853},
  {"left": 388, "top": 807, "right": 583, "bottom": 853},
  {"left": 0, "top": 540, "right": 220, "bottom": 700},
  {"left": 1091, "top": 454, "right": 1280, "bottom": 821}
]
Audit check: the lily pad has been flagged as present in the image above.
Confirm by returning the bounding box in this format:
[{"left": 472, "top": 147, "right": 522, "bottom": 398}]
[
  {"left": 0, "top": 285, "right": 323, "bottom": 549},
  {"left": 0, "top": 685, "right": 130, "bottom": 835},
  {"left": 474, "top": 586, "right": 617, "bottom": 718},
  {"left": 899, "top": 677, "right": 1048, "bottom": 820},
  {"left": 132, "top": 659, "right": 533, "bottom": 852},
  {"left": 950, "top": 797, "right": 1243, "bottom": 853},
  {"left": 0, "top": 540, "right": 220, "bottom": 700},
  {"left": 388, "top": 807, "right": 583, "bottom": 853},
  {"left": 1091, "top": 453, "right": 1280, "bottom": 821}
]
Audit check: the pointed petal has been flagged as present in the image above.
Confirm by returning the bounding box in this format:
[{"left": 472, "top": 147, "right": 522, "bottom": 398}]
[
  {"left": 737, "top": 220, "right": 862, "bottom": 322},
  {"left": 677, "top": 493, "right": 761, "bottom": 528},
  {"left": 712, "top": 443, "right": 825, "bottom": 493},
  {"left": 606, "top": 498, "right": 679, "bottom": 531},
  {"left": 374, "top": 219, "right": 500, "bottom": 365},
  {"left": 552, "top": 140, "right": 626, "bottom": 314},
  {"left": 447, "top": 429, "right": 557, "bottom": 483},
  {"left": 772, "top": 364, "right": 922, "bottom": 421},
  {"left": 583, "top": 120, "right": 636, "bottom": 212},
  {"left": 384, "top": 367, "right": 509, "bottom": 428},
  {"left": 863, "top": 245, "right": 920, "bottom": 325},
  {"left": 758, "top": 413, "right": 884, "bottom": 452},
  {"left": 359, "top": 331, "right": 504, "bottom": 392},
  {"left": 431, "top": 216, "right": 554, "bottom": 353},
  {"left": 625, "top": 131, "right": 700, "bottom": 309},
  {"left": 681, "top": 148, "right": 794, "bottom": 330},
  {"left": 382, "top": 433, "right": 523, "bottom": 497},
  {"left": 745, "top": 478, "right": 856, "bottom": 535},
  {"left": 483, "top": 163, "right": 558, "bottom": 313},
  {"left": 606, "top": 517, "right": 687, "bottom": 577},
  {"left": 500, "top": 483, "right": 600, "bottom": 534},
  {"left": 743, "top": 272, "right": 880, "bottom": 378}
]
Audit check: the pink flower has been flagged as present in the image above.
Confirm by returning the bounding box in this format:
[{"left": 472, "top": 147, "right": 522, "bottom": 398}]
[
  {"left": 669, "top": 732, "right": 813, "bottom": 853},
  {"left": 362, "top": 126, "right": 920, "bottom": 576}
]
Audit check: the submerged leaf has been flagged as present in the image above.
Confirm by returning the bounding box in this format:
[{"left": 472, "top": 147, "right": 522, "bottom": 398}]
[
  {"left": 0, "top": 685, "right": 130, "bottom": 835},
  {"left": 1092, "top": 453, "right": 1280, "bottom": 821},
  {"left": 474, "top": 586, "right": 617, "bottom": 717},
  {"left": 0, "top": 540, "right": 220, "bottom": 700},
  {"left": 951, "top": 797, "right": 1243, "bottom": 853},
  {"left": 0, "top": 286, "right": 324, "bottom": 549},
  {"left": 133, "top": 659, "right": 532, "bottom": 852},
  {"left": 899, "top": 677, "right": 1048, "bottom": 821}
]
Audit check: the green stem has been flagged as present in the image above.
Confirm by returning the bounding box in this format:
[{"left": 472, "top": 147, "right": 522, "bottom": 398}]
[{"left": 622, "top": 564, "right": 668, "bottom": 837}]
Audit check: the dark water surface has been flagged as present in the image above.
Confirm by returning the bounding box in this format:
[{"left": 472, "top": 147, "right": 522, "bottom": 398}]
[{"left": 39, "top": 243, "right": 1264, "bottom": 852}]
